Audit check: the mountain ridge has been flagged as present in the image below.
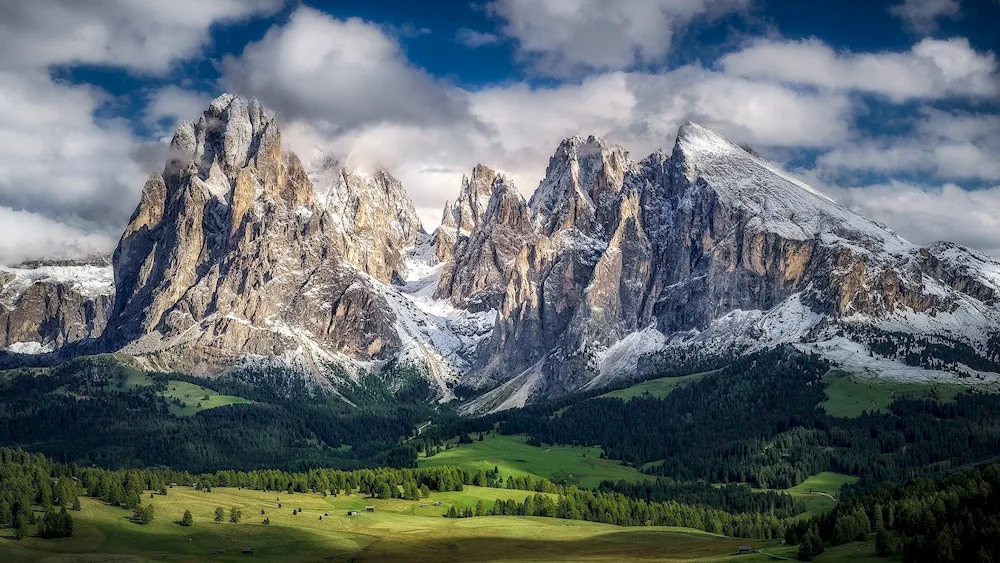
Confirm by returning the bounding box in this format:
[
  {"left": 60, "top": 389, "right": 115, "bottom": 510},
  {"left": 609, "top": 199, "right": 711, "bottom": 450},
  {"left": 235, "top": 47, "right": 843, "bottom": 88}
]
[{"left": 2, "top": 94, "right": 998, "bottom": 412}]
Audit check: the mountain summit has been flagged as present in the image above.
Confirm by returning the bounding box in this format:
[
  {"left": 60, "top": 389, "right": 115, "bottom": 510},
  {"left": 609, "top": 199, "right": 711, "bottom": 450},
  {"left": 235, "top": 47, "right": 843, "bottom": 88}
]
[{"left": 2, "top": 97, "right": 998, "bottom": 408}]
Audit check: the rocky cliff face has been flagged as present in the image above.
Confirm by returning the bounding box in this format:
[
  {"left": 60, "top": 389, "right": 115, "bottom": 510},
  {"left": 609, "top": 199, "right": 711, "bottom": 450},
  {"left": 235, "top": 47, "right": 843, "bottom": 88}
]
[
  {"left": 2, "top": 99, "right": 997, "bottom": 407},
  {"left": 0, "top": 260, "right": 113, "bottom": 353},
  {"left": 432, "top": 164, "right": 498, "bottom": 264},
  {"left": 458, "top": 123, "right": 1000, "bottom": 410},
  {"left": 311, "top": 155, "right": 422, "bottom": 283},
  {"left": 104, "top": 94, "right": 431, "bottom": 380},
  {"left": 434, "top": 169, "right": 535, "bottom": 311}
]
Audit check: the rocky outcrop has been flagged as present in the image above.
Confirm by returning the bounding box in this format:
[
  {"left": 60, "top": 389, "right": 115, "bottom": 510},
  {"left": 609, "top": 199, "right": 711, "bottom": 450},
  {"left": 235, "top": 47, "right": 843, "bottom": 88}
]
[
  {"left": 311, "top": 156, "right": 422, "bottom": 283},
  {"left": 460, "top": 122, "right": 1000, "bottom": 404},
  {"left": 2, "top": 98, "right": 998, "bottom": 406},
  {"left": 433, "top": 164, "right": 498, "bottom": 264},
  {"left": 105, "top": 94, "right": 413, "bottom": 375},
  {"left": 0, "top": 260, "right": 113, "bottom": 353},
  {"left": 435, "top": 171, "right": 535, "bottom": 310},
  {"left": 529, "top": 135, "right": 631, "bottom": 238}
]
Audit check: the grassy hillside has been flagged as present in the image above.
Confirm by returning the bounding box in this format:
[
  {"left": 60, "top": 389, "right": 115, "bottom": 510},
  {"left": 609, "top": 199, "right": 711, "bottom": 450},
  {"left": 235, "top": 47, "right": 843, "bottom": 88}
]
[
  {"left": 779, "top": 472, "right": 858, "bottom": 517},
  {"left": 717, "top": 472, "right": 857, "bottom": 519},
  {"left": 597, "top": 371, "right": 711, "bottom": 401},
  {"left": 161, "top": 380, "right": 253, "bottom": 416},
  {"left": 820, "top": 371, "right": 965, "bottom": 417},
  {"left": 418, "top": 434, "right": 651, "bottom": 489},
  {"left": 0, "top": 486, "right": 783, "bottom": 562},
  {"left": 43, "top": 358, "right": 253, "bottom": 417}
]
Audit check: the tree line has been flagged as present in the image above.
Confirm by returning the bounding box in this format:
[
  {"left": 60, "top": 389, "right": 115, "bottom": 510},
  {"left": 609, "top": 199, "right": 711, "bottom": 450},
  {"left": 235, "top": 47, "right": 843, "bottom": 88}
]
[
  {"left": 2, "top": 445, "right": 792, "bottom": 541},
  {"left": 487, "top": 347, "right": 1000, "bottom": 496},
  {"left": 786, "top": 461, "right": 1000, "bottom": 562}
]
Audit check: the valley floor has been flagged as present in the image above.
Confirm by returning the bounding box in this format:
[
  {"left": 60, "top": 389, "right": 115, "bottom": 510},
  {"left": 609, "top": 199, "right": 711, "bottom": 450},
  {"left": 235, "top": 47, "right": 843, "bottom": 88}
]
[{"left": 0, "top": 486, "right": 785, "bottom": 562}]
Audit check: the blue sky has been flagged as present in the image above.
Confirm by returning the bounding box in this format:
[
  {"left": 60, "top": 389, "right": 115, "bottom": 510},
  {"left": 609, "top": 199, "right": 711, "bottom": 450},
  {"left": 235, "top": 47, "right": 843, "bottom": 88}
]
[{"left": 0, "top": 0, "right": 998, "bottom": 263}]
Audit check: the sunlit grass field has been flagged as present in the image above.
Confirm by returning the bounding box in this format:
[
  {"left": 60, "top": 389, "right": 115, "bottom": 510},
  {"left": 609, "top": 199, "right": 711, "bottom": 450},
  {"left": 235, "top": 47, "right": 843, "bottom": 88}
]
[
  {"left": 0, "top": 485, "right": 787, "bottom": 562},
  {"left": 596, "top": 371, "right": 712, "bottom": 401},
  {"left": 418, "top": 433, "right": 651, "bottom": 489},
  {"left": 820, "top": 371, "right": 965, "bottom": 417}
]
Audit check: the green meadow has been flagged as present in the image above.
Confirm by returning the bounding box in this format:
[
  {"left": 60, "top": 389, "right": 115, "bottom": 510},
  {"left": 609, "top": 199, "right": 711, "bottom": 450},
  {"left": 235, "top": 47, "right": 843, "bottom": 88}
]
[
  {"left": 713, "top": 471, "right": 857, "bottom": 519},
  {"left": 160, "top": 379, "right": 253, "bottom": 417},
  {"left": 0, "top": 485, "right": 786, "bottom": 562},
  {"left": 596, "top": 371, "right": 712, "bottom": 401},
  {"left": 778, "top": 472, "right": 858, "bottom": 517},
  {"left": 820, "top": 371, "right": 966, "bottom": 418},
  {"left": 418, "top": 434, "right": 651, "bottom": 489}
]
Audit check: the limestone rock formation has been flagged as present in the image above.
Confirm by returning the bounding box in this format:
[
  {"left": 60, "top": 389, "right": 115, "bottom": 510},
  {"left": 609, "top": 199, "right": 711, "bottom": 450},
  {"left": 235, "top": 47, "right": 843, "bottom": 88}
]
[
  {"left": 460, "top": 122, "right": 1000, "bottom": 410},
  {"left": 105, "top": 94, "right": 416, "bottom": 377},
  {"left": 2, "top": 99, "right": 998, "bottom": 408},
  {"left": 0, "top": 260, "right": 113, "bottom": 353},
  {"left": 435, "top": 170, "right": 535, "bottom": 311},
  {"left": 311, "top": 155, "right": 422, "bottom": 283},
  {"left": 432, "top": 164, "right": 498, "bottom": 264}
]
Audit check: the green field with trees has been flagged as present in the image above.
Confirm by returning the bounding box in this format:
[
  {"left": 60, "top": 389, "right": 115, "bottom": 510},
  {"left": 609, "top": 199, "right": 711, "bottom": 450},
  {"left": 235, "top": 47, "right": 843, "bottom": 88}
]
[
  {"left": 819, "top": 371, "right": 965, "bottom": 418},
  {"left": 418, "top": 433, "right": 650, "bottom": 489}
]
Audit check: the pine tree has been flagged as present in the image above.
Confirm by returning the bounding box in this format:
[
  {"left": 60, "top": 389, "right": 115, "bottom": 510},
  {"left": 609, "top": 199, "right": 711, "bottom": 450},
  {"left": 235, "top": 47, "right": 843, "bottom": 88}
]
[
  {"left": 214, "top": 507, "right": 225, "bottom": 523},
  {"left": 181, "top": 510, "right": 193, "bottom": 527},
  {"left": 875, "top": 528, "right": 892, "bottom": 557}
]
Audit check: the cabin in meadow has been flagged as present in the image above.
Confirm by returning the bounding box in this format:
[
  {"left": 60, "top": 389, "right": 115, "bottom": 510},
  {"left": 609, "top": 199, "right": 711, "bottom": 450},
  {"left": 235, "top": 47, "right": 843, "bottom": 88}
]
[
  {"left": 242, "top": 547, "right": 255, "bottom": 555},
  {"left": 347, "top": 510, "right": 360, "bottom": 516},
  {"left": 738, "top": 546, "right": 753, "bottom": 554},
  {"left": 366, "top": 506, "right": 375, "bottom": 513}
]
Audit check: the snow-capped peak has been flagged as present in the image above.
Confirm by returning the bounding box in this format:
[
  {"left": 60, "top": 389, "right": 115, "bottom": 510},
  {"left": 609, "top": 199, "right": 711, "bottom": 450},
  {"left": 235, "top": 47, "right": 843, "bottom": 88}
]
[{"left": 673, "top": 121, "right": 911, "bottom": 255}]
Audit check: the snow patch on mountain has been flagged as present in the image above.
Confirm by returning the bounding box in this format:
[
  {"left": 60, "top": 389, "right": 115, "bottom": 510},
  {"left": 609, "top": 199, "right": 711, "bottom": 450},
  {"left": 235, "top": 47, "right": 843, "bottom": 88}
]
[
  {"left": 0, "top": 264, "right": 113, "bottom": 308},
  {"left": 677, "top": 122, "right": 911, "bottom": 257},
  {"left": 354, "top": 233, "right": 498, "bottom": 398},
  {"left": 799, "top": 336, "right": 1000, "bottom": 386},
  {"left": 583, "top": 326, "right": 668, "bottom": 390},
  {"left": 2, "top": 341, "right": 55, "bottom": 355}
]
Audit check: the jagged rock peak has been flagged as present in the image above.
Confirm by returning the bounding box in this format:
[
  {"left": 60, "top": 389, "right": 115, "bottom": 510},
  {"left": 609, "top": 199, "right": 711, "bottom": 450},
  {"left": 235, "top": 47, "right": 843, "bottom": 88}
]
[
  {"left": 435, "top": 171, "right": 535, "bottom": 309},
  {"left": 310, "top": 154, "right": 422, "bottom": 282},
  {"left": 168, "top": 94, "right": 276, "bottom": 192},
  {"left": 442, "top": 164, "right": 499, "bottom": 233},
  {"left": 529, "top": 135, "right": 633, "bottom": 238},
  {"left": 669, "top": 121, "right": 908, "bottom": 253},
  {"left": 673, "top": 121, "right": 834, "bottom": 202},
  {"left": 434, "top": 164, "right": 502, "bottom": 264},
  {"left": 108, "top": 91, "right": 322, "bottom": 349}
]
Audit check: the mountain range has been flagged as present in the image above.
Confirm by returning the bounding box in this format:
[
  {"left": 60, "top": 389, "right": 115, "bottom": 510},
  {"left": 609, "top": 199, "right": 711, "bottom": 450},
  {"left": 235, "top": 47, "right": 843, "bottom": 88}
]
[{"left": 3, "top": 94, "right": 999, "bottom": 411}]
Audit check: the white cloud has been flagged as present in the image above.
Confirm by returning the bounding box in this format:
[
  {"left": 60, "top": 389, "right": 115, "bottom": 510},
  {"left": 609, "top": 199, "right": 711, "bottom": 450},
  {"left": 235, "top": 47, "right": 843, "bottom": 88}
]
[
  {"left": 0, "top": 71, "right": 148, "bottom": 233},
  {"left": 3, "top": 1, "right": 997, "bottom": 264},
  {"left": 821, "top": 181, "right": 1000, "bottom": 256},
  {"left": 455, "top": 28, "right": 502, "bottom": 48},
  {"left": 622, "top": 68, "right": 852, "bottom": 148},
  {"left": 276, "top": 65, "right": 853, "bottom": 229},
  {"left": 889, "top": 0, "right": 961, "bottom": 32},
  {"left": 221, "top": 6, "right": 472, "bottom": 133},
  {"left": 817, "top": 110, "right": 1000, "bottom": 181},
  {"left": 0, "top": 206, "right": 117, "bottom": 265},
  {"left": 0, "top": 0, "right": 283, "bottom": 74},
  {"left": 719, "top": 37, "right": 1000, "bottom": 101},
  {"left": 488, "top": 0, "right": 750, "bottom": 76},
  {"left": 0, "top": 1, "right": 281, "bottom": 264},
  {"left": 144, "top": 86, "right": 214, "bottom": 138}
]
